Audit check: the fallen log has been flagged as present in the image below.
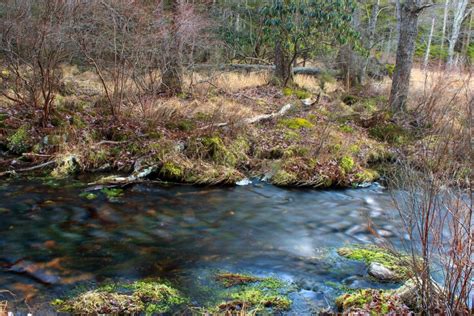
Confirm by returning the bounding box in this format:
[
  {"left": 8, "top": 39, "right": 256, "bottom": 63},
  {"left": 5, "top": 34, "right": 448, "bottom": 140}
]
[
  {"left": 0, "top": 160, "right": 56, "bottom": 177},
  {"left": 193, "top": 64, "right": 331, "bottom": 76},
  {"left": 199, "top": 103, "right": 293, "bottom": 130}
]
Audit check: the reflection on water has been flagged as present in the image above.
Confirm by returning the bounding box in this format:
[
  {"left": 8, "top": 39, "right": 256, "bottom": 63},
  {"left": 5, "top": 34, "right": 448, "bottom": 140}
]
[{"left": 0, "top": 180, "right": 404, "bottom": 314}]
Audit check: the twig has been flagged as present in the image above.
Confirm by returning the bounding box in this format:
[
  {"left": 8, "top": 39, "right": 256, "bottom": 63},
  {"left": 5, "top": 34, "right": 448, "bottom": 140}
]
[
  {"left": 199, "top": 103, "right": 293, "bottom": 130},
  {"left": 0, "top": 160, "right": 56, "bottom": 177}
]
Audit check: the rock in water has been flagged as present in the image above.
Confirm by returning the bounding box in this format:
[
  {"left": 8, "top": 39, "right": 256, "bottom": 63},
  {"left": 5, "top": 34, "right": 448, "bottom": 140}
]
[
  {"left": 9, "top": 260, "right": 61, "bottom": 284},
  {"left": 368, "top": 262, "right": 397, "bottom": 281},
  {"left": 236, "top": 178, "right": 252, "bottom": 186}
]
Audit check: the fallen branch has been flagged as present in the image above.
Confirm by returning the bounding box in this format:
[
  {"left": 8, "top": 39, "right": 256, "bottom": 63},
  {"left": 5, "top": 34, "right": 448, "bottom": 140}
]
[
  {"left": 0, "top": 160, "right": 56, "bottom": 177},
  {"left": 199, "top": 103, "right": 293, "bottom": 130},
  {"left": 193, "top": 64, "right": 331, "bottom": 76}
]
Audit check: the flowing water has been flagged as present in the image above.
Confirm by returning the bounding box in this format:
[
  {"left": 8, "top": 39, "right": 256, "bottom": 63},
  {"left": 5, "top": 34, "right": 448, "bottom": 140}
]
[{"left": 0, "top": 179, "right": 406, "bottom": 315}]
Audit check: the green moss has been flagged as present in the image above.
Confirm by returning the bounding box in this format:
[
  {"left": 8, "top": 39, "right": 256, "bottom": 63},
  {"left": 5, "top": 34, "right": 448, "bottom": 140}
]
[
  {"left": 349, "top": 145, "right": 360, "bottom": 154},
  {"left": 79, "top": 192, "right": 97, "bottom": 200},
  {"left": 339, "top": 156, "right": 355, "bottom": 174},
  {"left": 282, "top": 87, "right": 293, "bottom": 96},
  {"left": 201, "top": 136, "right": 238, "bottom": 167},
  {"left": 160, "top": 162, "right": 184, "bottom": 179},
  {"left": 339, "top": 124, "right": 354, "bottom": 133},
  {"left": 216, "top": 273, "right": 261, "bottom": 287},
  {"left": 336, "top": 289, "right": 409, "bottom": 315},
  {"left": 51, "top": 155, "right": 80, "bottom": 178},
  {"left": 337, "top": 245, "right": 410, "bottom": 280},
  {"left": 166, "top": 119, "right": 195, "bottom": 132},
  {"left": 271, "top": 170, "right": 298, "bottom": 186},
  {"left": 279, "top": 118, "right": 314, "bottom": 130},
  {"left": 7, "top": 125, "right": 29, "bottom": 154},
  {"left": 101, "top": 187, "right": 124, "bottom": 199},
  {"left": 294, "top": 89, "right": 311, "bottom": 99},
  {"left": 355, "top": 169, "right": 379, "bottom": 183},
  {"left": 385, "top": 64, "right": 395, "bottom": 77},
  {"left": 213, "top": 273, "right": 292, "bottom": 314},
  {"left": 128, "top": 280, "right": 187, "bottom": 314},
  {"left": 52, "top": 280, "right": 185, "bottom": 315},
  {"left": 369, "top": 123, "right": 410, "bottom": 145}
]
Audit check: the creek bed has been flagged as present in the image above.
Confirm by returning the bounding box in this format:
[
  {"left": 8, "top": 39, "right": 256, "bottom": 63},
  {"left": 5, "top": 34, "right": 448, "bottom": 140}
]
[{"left": 0, "top": 179, "right": 404, "bottom": 314}]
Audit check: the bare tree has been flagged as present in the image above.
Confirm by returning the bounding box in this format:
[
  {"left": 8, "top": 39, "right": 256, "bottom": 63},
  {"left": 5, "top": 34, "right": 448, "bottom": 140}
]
[
  {"left": 0, "top": 0, "right": 74, "bottom": 126},
  {"left": 423, "top": 15, "right": 436, "bottom": 70},
  {"left": 447, "top": 0, "right": 470, "bottom": 67},
  {"left": 389, "top": 0, "right": 433, "bottom": 112},
  {"left": 160, "top": 0, "right": 183, "bottom": 95}
]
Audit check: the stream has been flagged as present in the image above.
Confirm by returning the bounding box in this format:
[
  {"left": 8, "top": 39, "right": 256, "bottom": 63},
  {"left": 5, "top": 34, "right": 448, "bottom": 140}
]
[{"left": 0, "top": 178, "right": 406, "bottom": 314}]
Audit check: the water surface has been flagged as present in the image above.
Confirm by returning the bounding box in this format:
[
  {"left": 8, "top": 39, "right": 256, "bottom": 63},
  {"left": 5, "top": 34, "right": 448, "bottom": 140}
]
[{"left": 0, "top": 179, "right": 404, "bottom": 314}]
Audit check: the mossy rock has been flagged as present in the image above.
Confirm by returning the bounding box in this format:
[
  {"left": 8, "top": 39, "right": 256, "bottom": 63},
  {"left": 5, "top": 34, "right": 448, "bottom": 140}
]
[
  {"left": 52, "top": 279, "right": 186, "bottom": 315},
  {"left": 335, "top": 289, "right": 411, "bottom": 315},
  {"left": 51, "top": 155, "right": 80, "bottom": 178},
  {"left": 337, "top": 245, "right": 411, "bottom": 281}
]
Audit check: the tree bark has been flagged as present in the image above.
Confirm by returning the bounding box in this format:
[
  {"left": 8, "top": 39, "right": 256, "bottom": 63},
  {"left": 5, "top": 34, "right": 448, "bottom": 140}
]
[
  {"left": 447, "top": 0, "right": 469, "bottom": 67},
  {"left": 389, "top": 0, "right": 423, "bottom": 112},
  {"left": 160, "top": 0, "right": 182, "bottom": 95},
  {"left": 423, "top": 16, "right": 436, "bottom": 70},
  {"left": 273, "top": 38, "right": 293, "bottom": 86}
]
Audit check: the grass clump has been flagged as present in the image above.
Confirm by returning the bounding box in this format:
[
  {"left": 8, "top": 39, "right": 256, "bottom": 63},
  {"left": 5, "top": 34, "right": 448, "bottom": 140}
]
[
  {"left": 279, "top": 117, "right": 314, "bottom": 130},
  {"left": 354, "top": 169, "right": 379, "bottom": 183},
  {"left": 214, "top": 272, "right": 292, "bottom": 314},
  {"left": 339, "top": 155, "right": 355, "bottom": 174},
  {"left": 337, "top": 245, "right": 410, "bottom": 280},
  {"left": 369, "top": 123, "right": 410, "bottom": 145},
  {"left": 216, "top": 273, "right": 261, "bottom": 287},
  {"left": 160, "top": 161, "right": 184, "bottom": 179},
  {"left": 335, "top": 289, "right": 410, "bottom": 315},
  {"left": 201, "top": 136, "right": 238, "bottom": 167},
  {"left": 271, "top": 170, "right": 298, "bottom": 186},
  {"left": 52, "top": 279, "right": 186, "bottom": 315},
  {"left": 79, "top": 192, "right": 97, "bottom": 200},
  {"left": 339, "top": 124, "right": 354, "bottom": 133},
  {"left": 7, "top": 125, "right": 29, "bottom": 154},
  {"left": 101, "top": 187, "right": 124, "bottom": 199}
]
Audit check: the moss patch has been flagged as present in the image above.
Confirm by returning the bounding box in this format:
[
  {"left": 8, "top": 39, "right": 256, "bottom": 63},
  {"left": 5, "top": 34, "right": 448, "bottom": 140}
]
[
  {"left": 339, "top": 156, "right": 355, "bottom": 174},
  {"left": 335, "top": 289, "right": 410, "bottom": 315},
  {"left": 7, "top": 125, "right": 29, "bottom": 154},
  {"left": 337, "top": 245, "right": 411, "bottom": 281},
  {"left": 369, "top": 123, "right": 411, "bottom": 145},
  {"left": 52, "top": 279, "right": 186, "bottom": 315},
  {"left": 279, "top": 117, "right": 314, "bottom": 130},
  {"left": 213, "top": 272, "right": 292, "bottom": 314}
]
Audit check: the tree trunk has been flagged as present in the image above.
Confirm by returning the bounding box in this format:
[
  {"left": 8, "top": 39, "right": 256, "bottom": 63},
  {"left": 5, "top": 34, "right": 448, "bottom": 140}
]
[
  {"left": 440, "top": 0, "right": 450, "bottom": 56},
  {"left": 273, "top": 38, "right": 293, "bottom": 86},
  {"left": 389, "top": 0, "right": 422, "bottom": 112},
  {"left": 362, "top": 0, "right": 381, "bottom": 82},
  {"left": 423, "top": 16, "right": 436, "bottom": 70},
  {"left": 160, "top": 0, "right": 182, "bottom": 95},
  {"left": 447, "top": 0, "right": 469, "bottom": 67}
]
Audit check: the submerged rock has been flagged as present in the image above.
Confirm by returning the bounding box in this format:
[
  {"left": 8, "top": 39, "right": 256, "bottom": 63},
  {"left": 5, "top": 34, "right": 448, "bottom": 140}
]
[{"left": 9, "top": 260, "right": 61, "bottom": 285}]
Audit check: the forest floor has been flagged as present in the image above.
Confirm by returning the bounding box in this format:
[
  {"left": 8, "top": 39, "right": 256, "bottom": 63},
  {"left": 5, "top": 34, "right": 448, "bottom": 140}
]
[{"left": 0, "top": 65, "right": 471, "bottom": 188}]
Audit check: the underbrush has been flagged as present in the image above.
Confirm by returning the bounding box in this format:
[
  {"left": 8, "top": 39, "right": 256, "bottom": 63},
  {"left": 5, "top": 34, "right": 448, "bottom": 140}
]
[{"left": 0, "top": 67, "right": 470, "bottom": 190}]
